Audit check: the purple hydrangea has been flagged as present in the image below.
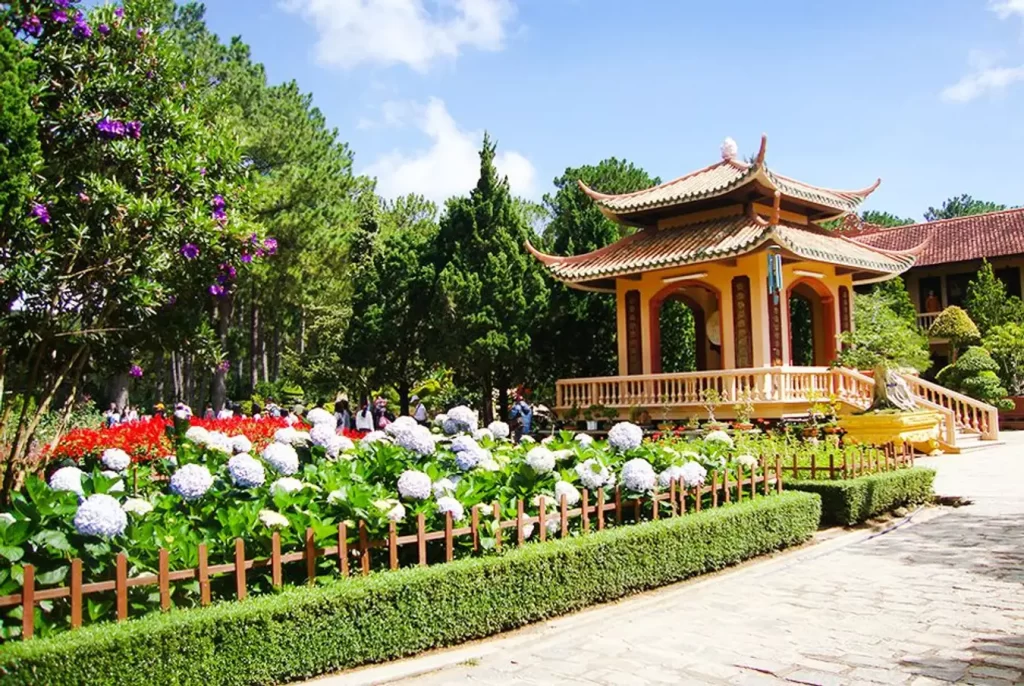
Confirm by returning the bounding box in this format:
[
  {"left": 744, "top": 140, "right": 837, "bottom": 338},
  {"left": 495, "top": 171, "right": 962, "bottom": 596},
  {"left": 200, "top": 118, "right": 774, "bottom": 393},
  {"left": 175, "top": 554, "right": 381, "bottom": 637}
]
[
  {"left": 241, "top": 253, "right": 253, "bottom": 264},
  {"left": 30, "top": 203, "right": 50, "bottom": 225},
  {"left": 263, "top": 237, "right": 278, "bottom": 254},
  {"left": 98, "top": 23, "right": 110, "bottom": 35},
  {"left": 97, "top": 117, "right": 126, "bottom": 139},
  {"left": 218, "top": 359, "right": 231, "bottom": 373},
  {"left": 209, "top": 284, "right": 225, "bottom": 297},
  {"left": 114, "top": 6, "right": 124, "bottom": 19},
  {"left": 125, "top": 121, "right": 142, "bottom": 139},
  {"left": 54, "top": 0, "right": 73, "bottom": 8},
  {"left": 21, "top": 15, "right": 42, "bottom": 37},
  {"left": 180, "top": 243, "right": 199, "bottom": 259},
  {"left": 52, "top": 10, "right": 69, "bottom": 23},
  {"left": 199, "top": 167, "right": 207, "bottom": 176},
  {"left": 129, "top": 364, "right": 143, "bottom": 378},
  {"left": 72, "top": 11, "right": 91, "bottom": 38}
]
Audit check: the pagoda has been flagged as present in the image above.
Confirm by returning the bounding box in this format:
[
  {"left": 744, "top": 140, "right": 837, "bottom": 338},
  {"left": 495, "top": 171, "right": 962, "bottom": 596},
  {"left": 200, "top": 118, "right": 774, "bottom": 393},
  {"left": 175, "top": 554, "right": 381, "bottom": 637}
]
[{"left": 528, "top": 135, "right": 929, "bottom": 421}]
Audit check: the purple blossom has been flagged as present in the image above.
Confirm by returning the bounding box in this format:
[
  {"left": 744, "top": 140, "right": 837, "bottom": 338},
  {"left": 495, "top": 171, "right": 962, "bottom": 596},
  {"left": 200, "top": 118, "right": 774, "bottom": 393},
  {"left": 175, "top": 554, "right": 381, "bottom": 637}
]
[
  {"left": 218, "top": 360, "right": 231, "bottom": 373},
  {"left": 72, "top": 11, "right": 91, "bottom": 38},
  {"left": 199, "top": 167, "right": 207, "bottom": 176},
  {"left": 21, "top": 15, "right": 42, "bottom": 37},
  {"left": 78, "top": 192, "right": 90, "bottom": 203},
  {"left": 220, "top": 263, "right": 237, "bottom": 280},
  {"left": 114, "top": 7, "right": 124, "bottom": 19},
  {"left": 54, "top": 0, "right": 72, "bottom": 8},
  {"left": 97, "top": 117, "right": 126, "bottom": 139},
  {"left": 211, "top": 194, "right": 226, "bottom": 210},
  {"left": 129, "top": 365, "right": 143, "bottom": 379},
  {"left": 146, "top": 70, "right": 155, "bottom": 80},
  {"left": 180, "top": 243, "right": 199, "bottom": 260},
  {"left": 52, "top": 10, "right": 69, "bottom": 23},
  {"left": 125, "top": 121, "right": 142, "bottom": 139},
  {"left": 31, "top": 203, "right": 50, "bottom": 225},
  {"left": 209, "top": 284, "right": 225, "bottom": 297},
  {"left": 241, "top": 253, "right": 253, "bottom": 264},
  {"left": 263, "top": 238, "right": 278, "bottom": 255},
  {"left": 136, "top": 28, "right": 145, "bottom": 39},
  {"left": 167, "top": 295, "right": 177, "bottom": 305},
  {"left": 98, "top": 23, "right": 110, "bottom": 35},
  {"left": 248, "top": 233, "right": 260, "bottom": 245}
]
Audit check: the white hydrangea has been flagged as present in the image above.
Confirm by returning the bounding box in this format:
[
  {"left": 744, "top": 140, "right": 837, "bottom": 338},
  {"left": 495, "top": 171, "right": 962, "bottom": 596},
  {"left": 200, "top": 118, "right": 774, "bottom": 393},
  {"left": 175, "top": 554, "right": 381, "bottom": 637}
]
[
  {"left": 620, "top": 458, "right": 656, "bottom": 493},
  {"left": 657, "top": 465, "right": 687, "bottom": 488},
  {"left": 520, "top": 522, "right": 535, "bottom": 539},
  {"left": 552, "top": 449, "right": 574, "bottom": 462},
  {"left": 185, "top": 426, "right": 210, "bottom": 444},
  {"left": 478, "top": 453, "right": 501, "bottom": 471},
  {"left": 450, "top": 435, "right": 479, "bottom": 453},
  {"left": 361, "top": 430, "right": 390, "bottom": 445},
  {"left": 100, "top": 448, "right": 131, "bottom": 473},
  {"left": 574, "top": 433, "right": 594, "bottom": 446},
  {"left": 608, "top": 422, "right": 644, "bottom": 451},
  {"left": 228, "top": 454, "right": 266, "bottom": 488},
  {"left": 455, "top": 447, "right": 485, "bottom": 471},
  {"left": 121, "top": 498, "right": 153, "bottom": 516},
  {"left": 259, "top": 509, "right": 290, "bottom": 530},
  {"left": 396, "top": 425, "right": 436, "bottom": 456},
  {"left": 274, "top": 427, "right": 297, "bottom": 444},
  {"left": 545, "top": 517, "right": 560, "bottom": 537},
  {"left": 305, "top": 407, "right": 334, "bottom": 427},
  {"left": 736, "top": 454, "right": 758, "bottom": 470},
  {"left": 173, "top": 408, "right": 190, "bottom": 420},
  {"left": 525, "top": 447, "right": 556, "bottom": 474},
  {"left": 436, "top": 496, "right": 465, "bottom": 521},
  {"left": 270, "top": 477, "right": 304, "bottom": 495},
  {"left": 100, "top": 470, "right": 125, "bottom": 494},
  {"left": 487, "top": 420, "right": 510, "bottom": 440},
  {"left": 385, "top": 416, "right": 418, "bottom": 437},
  {"left": 519, "top": 435, "right": 535, "bottom": 444},
  {"left": 443, "top": 405, "right": 477, "bottom": 435},
  {"left": 575, "top": 459, "right": 611, "bottom": 490},
  {"left": 397, "top": 470, "right": 432, "bottom": 500},
  {"left": 472, "top": 428, "right": 493, "bottom": 442},
  {"left": 262, "top": 442, "right": 299, "bottom": 476},
  {"left": 74, "top": 494, "right": 127, "bottom": 538},
  {"left": 432, "top": 413, "right": 448, "bottom": 428},
  {"left": 325, "top": 434, "right": 354, "bottom": 459},
  {"left": 231, "top": 434, "right": 253, "bottom": 455},
  {"left": 680, "top": 461, "right": 708, "bottom": 488},
  {"left": 0, "top": 512, "right": 16, "bottom": 525},
  {"left": 705, "top": 430, "right": 733, "bottom": 447},
  {"left": 290, "top": 431, "right": 311, "bottom": 447},
  {"left": 170, "top": 464, "right": 213, "bottom": 501},
  {"left": 204, "top": 431, "right": 233, "bottom": 454},
  {"left": 373, "top": 498, "right": 406, "bottom": 523},
  {"left": 49, "top": 466, "right": 84, "bottom": 495},
  {"left": 541, "top": 435, "right": 556, "bottom": 445},
  {"left": 554, "top": 480, "right": 581, "bottom": 506},
  {"left": 432, "top": 478, "right": 456, "bottom": 499},
  {"left": 309, "top": 423, "right": 337, "bottom": 448}
]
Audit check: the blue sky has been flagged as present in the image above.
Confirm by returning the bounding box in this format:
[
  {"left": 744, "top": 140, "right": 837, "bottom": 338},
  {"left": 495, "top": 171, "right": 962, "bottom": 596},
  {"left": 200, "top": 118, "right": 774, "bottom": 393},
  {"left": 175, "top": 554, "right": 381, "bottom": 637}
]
[{"left": 199, "top": 0, "right": 1024, "bottom": 220}]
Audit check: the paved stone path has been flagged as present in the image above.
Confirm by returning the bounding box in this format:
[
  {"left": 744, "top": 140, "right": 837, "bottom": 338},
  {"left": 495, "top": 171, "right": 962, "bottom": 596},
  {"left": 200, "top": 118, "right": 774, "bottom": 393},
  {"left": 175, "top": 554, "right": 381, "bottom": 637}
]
[{"left": 324, "top": 435, "right": 1024, "bottom": 686}]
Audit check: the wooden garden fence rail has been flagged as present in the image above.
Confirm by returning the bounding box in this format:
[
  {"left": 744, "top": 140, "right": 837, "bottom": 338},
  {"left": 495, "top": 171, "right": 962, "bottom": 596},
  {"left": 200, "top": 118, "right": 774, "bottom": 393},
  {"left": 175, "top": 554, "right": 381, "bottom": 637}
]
[
  {"left": 778, "top": 442, "right": 915, "bottom": 481},
  {"left": 3, "top": 458, "right": 785, "bottom": 641}
]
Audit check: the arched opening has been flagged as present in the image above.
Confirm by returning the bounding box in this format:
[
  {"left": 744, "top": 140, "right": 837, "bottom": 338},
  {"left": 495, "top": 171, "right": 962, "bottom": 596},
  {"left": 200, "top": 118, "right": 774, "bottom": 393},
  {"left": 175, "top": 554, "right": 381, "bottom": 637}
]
[
  {"left": 650, "top": 282, "right": 722, "bottom": 373},
  {"left": 787, "top": 278, "right": 836, "bottom": 366}
]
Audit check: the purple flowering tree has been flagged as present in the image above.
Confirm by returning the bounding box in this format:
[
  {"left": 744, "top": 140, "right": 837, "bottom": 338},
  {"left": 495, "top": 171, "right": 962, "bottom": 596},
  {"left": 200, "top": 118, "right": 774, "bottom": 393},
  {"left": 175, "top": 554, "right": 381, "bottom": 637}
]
[{"left": 0, "top": 0, "right": 260, "bottom": 500}]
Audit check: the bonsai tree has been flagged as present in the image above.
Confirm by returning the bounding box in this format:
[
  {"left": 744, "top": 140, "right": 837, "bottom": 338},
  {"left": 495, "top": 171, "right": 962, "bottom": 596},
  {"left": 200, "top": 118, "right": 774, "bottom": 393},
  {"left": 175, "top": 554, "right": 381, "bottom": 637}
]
[
  {"left": 732, "top": 391, "right": 754, "bottom": 428},
  {"left": 936, "top": 346, "right": 1014, "bottom": 410},
  {"left": 700, "top": 387, "right": 722, "bottom": 425},
  {"left": 928, "top": 306, "right": 981, "bottom": 361},
  {"left": 838, "top": 290, "right": 930, "bottom": 373}
]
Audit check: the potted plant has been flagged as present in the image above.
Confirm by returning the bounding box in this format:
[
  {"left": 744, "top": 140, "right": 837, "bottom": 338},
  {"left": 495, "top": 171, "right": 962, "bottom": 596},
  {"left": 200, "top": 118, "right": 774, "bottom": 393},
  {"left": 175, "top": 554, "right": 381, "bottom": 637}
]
[
  {"left": 732, "top": 392, "right": 754, "bottom": 431},
  {"left": 560, "top": 404, "right": 580, "bottom": 429},
  {"left": 656, "top": 402, "right": 675, "bottom": 432},
  {"left": 583, "top": 404, "right": 605, "bottom": 431},
  {"left": 628, "top": 404, "right": 644, "bottom": 425},
  {"left": 701, "top": 388, "right": 727, "bottom": 431},
  {"left": 601, "top": 405, "right": 619, "bottom": 427}
]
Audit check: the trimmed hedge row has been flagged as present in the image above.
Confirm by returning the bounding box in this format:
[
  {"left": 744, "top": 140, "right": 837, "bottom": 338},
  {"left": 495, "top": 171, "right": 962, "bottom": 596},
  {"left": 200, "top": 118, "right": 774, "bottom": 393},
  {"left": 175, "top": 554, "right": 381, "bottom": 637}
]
[
  {"left": 0, "top": 492, "right": 821, "bottom": 686},
  {"left": 786, "top": 467, "right": 935, "bottom": 526}
]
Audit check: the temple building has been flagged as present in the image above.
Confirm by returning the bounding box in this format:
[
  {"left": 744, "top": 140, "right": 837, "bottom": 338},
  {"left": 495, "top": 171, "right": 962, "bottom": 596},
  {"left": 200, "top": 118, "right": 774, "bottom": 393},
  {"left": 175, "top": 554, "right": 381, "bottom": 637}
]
[{"left": 527, "top": 136, "right": 1000, "bottom": 446}]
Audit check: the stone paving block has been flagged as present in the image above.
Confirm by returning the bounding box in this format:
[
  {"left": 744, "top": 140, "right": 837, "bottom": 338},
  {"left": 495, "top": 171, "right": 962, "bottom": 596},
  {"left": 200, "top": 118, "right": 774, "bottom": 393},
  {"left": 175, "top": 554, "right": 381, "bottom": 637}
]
[
  {"left": 784, "top": 669, "right": 850, "bottom": 686},
  {"left": 848, "top": 666, "right": 911, "bottom": 684},
  {"left": 966, "top": 664, "right": 1022, "bottom": 681}
]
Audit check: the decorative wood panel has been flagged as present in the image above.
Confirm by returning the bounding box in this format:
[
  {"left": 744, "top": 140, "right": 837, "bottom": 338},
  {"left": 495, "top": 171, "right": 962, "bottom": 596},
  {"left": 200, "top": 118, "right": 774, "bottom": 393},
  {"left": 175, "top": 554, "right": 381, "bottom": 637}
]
[
  {"left": 732, "top": 276, "right": 753, "bottom": 368},
  {"left": 625, "top": 290, "right": 643, "bottom": 375},
  {"left": 839, "top": 286, "right": 852, "bottom": 334},
  {"left": 768, "top": 288, "right": 784, "bottom": 366}
]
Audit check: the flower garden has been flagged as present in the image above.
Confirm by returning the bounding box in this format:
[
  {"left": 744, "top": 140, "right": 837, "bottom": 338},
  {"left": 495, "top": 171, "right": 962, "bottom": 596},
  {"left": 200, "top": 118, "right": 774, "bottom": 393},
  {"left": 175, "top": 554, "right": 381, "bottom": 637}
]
[{"left": 0, "top": 405, "right": 922, "bottom": 643}]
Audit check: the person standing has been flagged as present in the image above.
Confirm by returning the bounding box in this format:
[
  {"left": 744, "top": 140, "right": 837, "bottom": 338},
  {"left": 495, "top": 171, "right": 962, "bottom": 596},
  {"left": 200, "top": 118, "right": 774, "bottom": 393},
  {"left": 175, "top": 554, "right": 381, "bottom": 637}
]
[
  {"left": 104, "top": 403, "right": 121, "bottom": 428},
  {"left": 411, "top": 395, "right": 428, "bottom": 425},
  {"left": 334, "top": 400, "right": 352, "bottom": 431},
  {"left": 355, "top": 398, "right": 374, "bottom": 431},
  {"left": 925, "top": 290, "right": 941, "bottom": 313},
  {"left": 509, "top": 395, "right": 533, "bottom": 443}
]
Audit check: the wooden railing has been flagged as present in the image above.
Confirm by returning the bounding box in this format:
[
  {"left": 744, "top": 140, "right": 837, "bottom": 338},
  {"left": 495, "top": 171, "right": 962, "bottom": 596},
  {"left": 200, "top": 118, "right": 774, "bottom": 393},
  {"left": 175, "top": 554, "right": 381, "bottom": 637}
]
[
  {"left": 556, "top": 367, "right": 848, "bottom": 410},
  {"left": 900, "top": 373, "right": 1000, "bottom": 440},
  {"left": 2, "top": 461, "right": 782, "bottom": 641},
  {"left": 917, "top": 311, "right": 941, "bottom": 330}
]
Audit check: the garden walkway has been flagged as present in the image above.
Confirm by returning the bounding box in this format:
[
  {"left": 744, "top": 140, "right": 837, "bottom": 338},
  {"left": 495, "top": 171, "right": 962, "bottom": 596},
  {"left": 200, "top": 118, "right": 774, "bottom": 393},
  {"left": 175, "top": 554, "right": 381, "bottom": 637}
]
[{"left": 318, "top": 435, "right": 1024, "bottom": 686}]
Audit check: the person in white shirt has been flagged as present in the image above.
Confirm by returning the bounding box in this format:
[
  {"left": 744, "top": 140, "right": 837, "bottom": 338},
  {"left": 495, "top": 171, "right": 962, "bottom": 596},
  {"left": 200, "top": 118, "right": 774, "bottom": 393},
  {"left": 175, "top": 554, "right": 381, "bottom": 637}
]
[
  {"left": 355, "top": 397, "right": 374, "bottom": 431},
  {"left": 411, "top": 395, "right": 428, "bottom": 425}
]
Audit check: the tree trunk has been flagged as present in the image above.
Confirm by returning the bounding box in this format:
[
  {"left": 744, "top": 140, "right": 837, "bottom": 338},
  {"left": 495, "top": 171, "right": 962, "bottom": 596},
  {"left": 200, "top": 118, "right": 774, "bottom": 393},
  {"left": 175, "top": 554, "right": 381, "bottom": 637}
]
[
  {"left": 249, "top": 302, "right": 260, "bottom": 394},
  {"left": 298, "top": 308, "right": 306, "bottom": 356},
  {"left": 497, "top": 384, "right": 509, "bottom": 422},
  {"left": 107, "top": 372, "right": 130, "bottom": 412},
  {"left": 211, "top": 295, "right": 233, "bottom": 411},
  {"left": 398, "top": 380, "right": 411, "bottom": 417},
  {"left": 272, "top": 327, "right": 281, "bottom": 381},
  {"left": 481, "top": 371, "right": 494, "bottom": 424},
  {"left": 155, "top": 352, "right": 166, "bottom": 403}
]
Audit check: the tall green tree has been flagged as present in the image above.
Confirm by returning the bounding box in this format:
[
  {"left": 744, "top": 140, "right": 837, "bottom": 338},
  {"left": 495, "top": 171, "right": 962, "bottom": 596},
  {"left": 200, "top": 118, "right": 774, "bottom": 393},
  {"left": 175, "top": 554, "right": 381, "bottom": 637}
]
[
  {"left": 838, "top": 290, "right": 931, "bottom": 373},
  {"left": 870, "top": 276, "right": 918, "bottom": 327},
  {"left": 860, "top": 210, "right": 915, "bottom": 227},
  {"left": 439, "top": 135, "right": 549, "bottom": 421},
  {"left": 924, "top": 194, "right": 1007, "bottom": 221},
  {"left": 965, "top": 260, "right": 1024, "bottom": 335},
  {"left": 535, "top": 159, "right": 659, "bottom": 385}
]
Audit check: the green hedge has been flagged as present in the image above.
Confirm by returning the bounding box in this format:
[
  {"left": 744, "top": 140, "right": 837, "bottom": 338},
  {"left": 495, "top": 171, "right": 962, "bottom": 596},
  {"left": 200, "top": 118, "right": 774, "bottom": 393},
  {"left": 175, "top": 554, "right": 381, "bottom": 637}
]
[
  {"left": 0, "top": 492, "right": 820, "bottom": 686},
  {"left": 786, "top": 467, "right": 935, "bottom": 526}
]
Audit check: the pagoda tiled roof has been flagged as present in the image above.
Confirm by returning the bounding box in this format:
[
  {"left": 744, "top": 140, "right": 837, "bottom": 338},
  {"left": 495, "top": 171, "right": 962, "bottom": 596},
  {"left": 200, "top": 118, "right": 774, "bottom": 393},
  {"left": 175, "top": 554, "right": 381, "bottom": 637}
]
[
  {"left": 846, "top": 208, "right": 1024, "bottom": 267},
  {"left": 526, "top": 209, "right": 918, "bottom": 288},
  {"left": 579, "top": 136, "right": 880, "bottom": 219}
]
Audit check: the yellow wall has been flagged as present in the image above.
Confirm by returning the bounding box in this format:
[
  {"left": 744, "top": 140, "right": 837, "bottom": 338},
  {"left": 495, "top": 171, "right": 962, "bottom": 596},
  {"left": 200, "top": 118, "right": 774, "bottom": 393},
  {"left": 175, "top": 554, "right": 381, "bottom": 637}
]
[{"left": 615, "top": 251, "right": 853, "bottom": 373}]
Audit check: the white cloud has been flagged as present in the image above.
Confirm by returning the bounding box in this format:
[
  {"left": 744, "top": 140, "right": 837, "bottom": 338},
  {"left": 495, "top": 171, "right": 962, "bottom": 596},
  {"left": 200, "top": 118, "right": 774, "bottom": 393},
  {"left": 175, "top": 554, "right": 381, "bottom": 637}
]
[
  {"left": 990, "top": 0, "right": 1024, "bottom": 20},
  {"left": 281, "top": 0, "right": 515, "bottom": 72},
  {"left": 941, "top": 63, "right": 1024, "bottom": 102},
  {"left": 362, "top": 98, "right": 536, "bottom": 203}
]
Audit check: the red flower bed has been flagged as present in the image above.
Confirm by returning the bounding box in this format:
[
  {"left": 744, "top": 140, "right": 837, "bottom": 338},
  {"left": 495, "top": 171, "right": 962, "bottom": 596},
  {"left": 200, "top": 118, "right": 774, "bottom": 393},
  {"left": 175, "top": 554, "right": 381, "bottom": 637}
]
[{"left": 48, "top": 416, "right": 368, "bottom": 464}]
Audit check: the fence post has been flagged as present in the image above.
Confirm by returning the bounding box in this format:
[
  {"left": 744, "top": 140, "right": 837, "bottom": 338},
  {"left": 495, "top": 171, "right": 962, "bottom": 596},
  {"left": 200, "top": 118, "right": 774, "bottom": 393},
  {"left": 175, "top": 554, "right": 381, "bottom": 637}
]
[
  {"left": 115, "top": 553, "right": 128, "bottom": 621},
  {"left": 723, "top": 469, "right": 730, "bottom": 503},
  {"left": 358, "top": 521, "right": 370, "bottom": 576},
  {"left": 517, "top": 499, "right": 525, "bottom": 545},
  {"left": 652, "top": 486, "right": 659, "bottom": 520},
  {"left": 235, "top": 538, "right": 246, "bottom": 600},
  {"left": 417, "top": 513, "right": 427, "bottom": 565},
  {"left": 337, "top": 522, "right": 349, "bottom": 577},
  {"left": 471, "top": 506, "right": 480, "bottom": 553},
  {"left": 775, "top": 457, "right": 782, "bottom": 494},
  {"left": 712, "top": 472, "right": 719, "bottom": 508},
  {"left": 306, "top": 527, "right": 317, "bottom": 585},
  {"left": 538, "top": 496, "right": 547, "bottom": 543},
  {"left": 388, "top": 522, "right": 399, "bottom": 570},
  {"left": 694, "top": 486, "right": 702, "bottom": 512},
  {"left": 492, "top": 502, "right": 502, "bottom": 550},
  {"left": 670, "top": 479, "right": 678, "bottom": 516},
  {"left": 445, "top": 512, "right": 454, "bottom": 562},
  {"left": 810, "top": 453, "right": 817, "bottom": 480},
  {"left": 271, "top": 531, "right": 282, "bottom": 587},
  {"left": 198, "top": 544, "right": 211, "bottom": 606},
  {"left": 158, "top": 548, "right": 170, "bottom": 611},
  {"left": 736, "top": 467, "right": 743, "bottom": 503},
  {"left": 614, "top": 487, "right": 622, "bottom": 525},
  {"left": 21, "top": 563, "right": 34, "bottom": 640},
  {"left": 581, "top": 489, "right": 590, "bottom": 533},
  {"left": 596, "top": 489, "right": 605, "bottom": 530},
  {"left": 70, "top": 558, "right": 83, "bottom": 628}
]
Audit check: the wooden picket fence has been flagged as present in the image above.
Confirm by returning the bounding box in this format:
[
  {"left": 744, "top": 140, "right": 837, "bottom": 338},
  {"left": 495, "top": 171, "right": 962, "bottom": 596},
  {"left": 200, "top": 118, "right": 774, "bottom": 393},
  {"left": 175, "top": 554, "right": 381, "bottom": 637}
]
[
  {"left": 779, "top": 441, "right": 915, "bottom": 481},
  {"left": 3, "top": 457, "right": 784, "bottom": 641}
]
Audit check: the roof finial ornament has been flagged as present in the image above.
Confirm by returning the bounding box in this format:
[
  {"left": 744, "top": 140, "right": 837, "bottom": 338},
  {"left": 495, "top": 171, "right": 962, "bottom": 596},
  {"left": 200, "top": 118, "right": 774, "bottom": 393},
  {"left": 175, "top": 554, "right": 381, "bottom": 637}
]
[
  {"left": 720, "top": 137, "right": 739, "bottom": 161},
  {"left": 755, "top": 134, "right": 767, "bottom": 166}
]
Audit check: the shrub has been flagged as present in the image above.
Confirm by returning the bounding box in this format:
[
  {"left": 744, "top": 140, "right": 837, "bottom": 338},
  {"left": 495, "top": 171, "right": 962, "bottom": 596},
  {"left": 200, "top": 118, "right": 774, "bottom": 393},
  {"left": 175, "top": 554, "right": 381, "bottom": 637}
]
[
  {"left": 928, "top": 306, "right": 981, "bottom": 358},
  {"left": 985, "top": 323, "right": 1024, "bottom": 396},
  {"left": 936, "top": 346, "right": 1014, "bottom": 410},
  {"left": 0, "top": 492, "right": 820, "bottom": 685},
  {"left": 786, "top": 467, "right": 935, "bottom": 526}
]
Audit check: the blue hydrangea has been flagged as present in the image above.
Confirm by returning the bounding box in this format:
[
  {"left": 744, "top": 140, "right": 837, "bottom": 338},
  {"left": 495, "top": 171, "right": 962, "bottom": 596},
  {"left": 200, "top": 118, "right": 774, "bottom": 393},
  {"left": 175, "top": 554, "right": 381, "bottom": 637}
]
[
  {"left": 262, "top": 442, "right": 299, "bottom": 475},
  {"left": 395, "top": 425, "right": 436, "bottom": 456},
  {"left": 228, "top": 454, "right": 265, "bottom": 488},
  {"left": 170, "top": 464, "right": 213, "bottom": 501},
  {"left": 450, "top": 435, "right": 479, "bottom": 453},
  {"left": 436, "top": 496, "right": 465, "bottom": 521},
  {"left": 443, "top": 405, "right": 477, "bottom": 435},
  {"left": 49, "top": 466, "right": 84, "bottom": 495},
  {"left": 455, "top": 447, "right": 485, "bottom": 471},
  {"left": 487, "top": 420, "right": 510, "bottom": 440},
  {"left": 432, "top": 478, "right": 456, "bottom": 499},
  {"left": 100, "top": 448, "right": 131, "bottom": 472},
  {"left": 397, "top": 470, "right": 431, "bottom": 500},
  {"left": 608, "top": 422, "right": 644, "bottom": 452},
  {"left": 74, "top": 494, "right": 127, "bottom": 538},
  {"left": 620, "top": 458, "right": 656, "bottom": 493}
]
